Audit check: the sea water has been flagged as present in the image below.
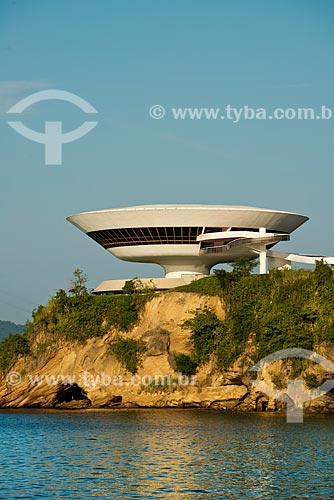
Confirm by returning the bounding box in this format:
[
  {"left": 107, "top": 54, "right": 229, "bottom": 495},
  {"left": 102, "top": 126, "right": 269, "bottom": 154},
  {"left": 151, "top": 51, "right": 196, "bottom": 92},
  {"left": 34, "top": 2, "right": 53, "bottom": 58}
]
[{"left": 0, "top": 409, "right": 333, "bottom": 499}]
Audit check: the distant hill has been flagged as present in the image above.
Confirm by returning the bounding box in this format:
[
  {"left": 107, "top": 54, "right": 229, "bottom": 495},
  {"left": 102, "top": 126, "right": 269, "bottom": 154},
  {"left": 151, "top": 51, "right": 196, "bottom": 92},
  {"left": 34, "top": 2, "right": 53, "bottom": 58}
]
[{"left": 0, "top": 321, "right": 25, "bottom": 341}]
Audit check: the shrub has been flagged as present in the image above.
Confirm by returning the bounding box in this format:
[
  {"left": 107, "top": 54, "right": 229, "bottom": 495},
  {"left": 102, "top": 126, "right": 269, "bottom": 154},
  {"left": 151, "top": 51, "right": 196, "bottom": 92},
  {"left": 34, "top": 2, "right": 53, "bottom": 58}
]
[
  {"left": 122, "top": 278, "right": 156, "bottom": 298},
  {"left": 290, "top": 359, "right": 310, "bottom": 379},
  {"left": 271, "top": 373, "right": 285, "bottom": 390},
  {"left": 0, "top": 333, "right": 30, "bottom": 372},
  {"left": 174, "top": 353, "right": 198, "bottom": 376},
  {"left": 181, "top": 308, "right": 239, "bottom": 369},
  {"left": 109, "top": 338, "right": 147, "bottom": 374},
  {"left": 215, "top": 334, "right": 241, "bottom": 370},
  {"left": 314, "top": 260, "right": 333, "bottom": 287},
  {"left": 213, "top": 269, "right": 236, "bottom": 290},
  {"left": 230, "top": 257, "right": 258, "bottom": 277},
  {"left": 304, "top": 373, "right": 319, "bottom": 389},
  {"left": 177, "top": 266, "right": 334, "bottom": 370},
  {"left": 26, "top": 287, "right": 153, "bottom": 345},
  {"left": 182, "top": 308, "right": 224, "bottom": 365}
]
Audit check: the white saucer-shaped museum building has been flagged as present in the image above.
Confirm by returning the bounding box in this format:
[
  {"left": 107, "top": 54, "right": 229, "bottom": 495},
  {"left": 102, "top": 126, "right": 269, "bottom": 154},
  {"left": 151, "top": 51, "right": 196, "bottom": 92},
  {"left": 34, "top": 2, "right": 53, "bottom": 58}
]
[{"left": 67, "top": 204, "right": 334, "bottom": 293}]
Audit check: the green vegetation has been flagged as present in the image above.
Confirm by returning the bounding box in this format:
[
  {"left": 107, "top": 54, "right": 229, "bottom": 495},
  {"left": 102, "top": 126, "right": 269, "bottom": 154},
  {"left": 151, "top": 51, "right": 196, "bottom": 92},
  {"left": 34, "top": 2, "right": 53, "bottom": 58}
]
[
  {"left": 180, "top": 307, "right": 239, "bottom": 370},
  {"left": 182, "top": 308, "right": 225, "bottom": 365},
  {"left": 270, "top": 366, "right": 323, "bottom": 391},
  {"left": 229, "top": 257, "right": 258, "bottom": 277},
  {"left": 177, "top": 260, "right": 334, "bottom": 370},
  {"left": 174, "top": 353, "right": 198, "bottom": 376},
  {"left": 24, "top": 290, "right": 146, "bottom": 343},
  {"left": 174, "top": 258, "right": 258, "bottom": 296},
  {"left": 2, "top": 261, "right": 334, "bottom": 381},
  {"left": 122, "top": 278, "right": 156, "bottom": 297},
  {"left": 174, "top": 275, "right": 223, "bottom": 295},
  {"left": 304, "top": 373, "right": 320, "bottom": 389},
  {"left": 23, "top": 274, "right": 153, "bottom": 343},
  {"left": 271, "top": 373, "right": 285, "bottom": 390},
  {"left": 290, "top": 359, "right": 311, "bottom": 379},
  {"left": 0, "top": 272, "right": 154, "bottom": 373},
  {"left": 109, "top": 337, "right": 147, "bottom": 374},
  {"left": 0, "top": 333, "right": 30, "bottom": 371},
  {"left": 68, "top": 268, "right": 90, "bottom": 297}
]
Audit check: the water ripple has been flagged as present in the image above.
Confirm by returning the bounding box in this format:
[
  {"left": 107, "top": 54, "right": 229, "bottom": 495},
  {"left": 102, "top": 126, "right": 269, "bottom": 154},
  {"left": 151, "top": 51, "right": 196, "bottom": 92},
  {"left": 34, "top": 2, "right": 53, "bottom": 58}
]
[{"left": 0, "top": 410, "right": 333, "bottom": 499}]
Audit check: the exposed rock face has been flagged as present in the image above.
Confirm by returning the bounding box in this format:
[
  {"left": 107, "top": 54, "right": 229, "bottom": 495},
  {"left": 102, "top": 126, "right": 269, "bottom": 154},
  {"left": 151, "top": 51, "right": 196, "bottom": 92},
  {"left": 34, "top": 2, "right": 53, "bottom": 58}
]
[{"left": 1, "top": 292, "right": 333, "bottom": 413}]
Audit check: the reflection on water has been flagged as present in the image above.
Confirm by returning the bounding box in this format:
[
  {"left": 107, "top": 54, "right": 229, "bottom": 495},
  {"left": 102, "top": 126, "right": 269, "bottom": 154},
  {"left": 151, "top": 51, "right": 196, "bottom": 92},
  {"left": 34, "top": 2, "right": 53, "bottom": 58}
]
[{"left": 0, "top": 409, "right": 333, "bottom": 499}]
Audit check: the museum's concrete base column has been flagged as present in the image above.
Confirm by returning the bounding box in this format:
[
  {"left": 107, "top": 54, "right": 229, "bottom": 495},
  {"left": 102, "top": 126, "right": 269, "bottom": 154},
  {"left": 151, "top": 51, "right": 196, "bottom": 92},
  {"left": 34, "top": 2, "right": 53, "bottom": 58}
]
[{"left": 259, "top": 249, "right": 267, "bottom": 274}]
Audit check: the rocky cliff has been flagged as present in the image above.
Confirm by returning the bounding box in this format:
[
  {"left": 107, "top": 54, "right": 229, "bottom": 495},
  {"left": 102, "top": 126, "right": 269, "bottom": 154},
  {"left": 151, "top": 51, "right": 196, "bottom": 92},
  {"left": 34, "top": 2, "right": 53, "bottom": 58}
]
[{"left": 1, "top": 292, "right": 334, "bottom": 413}]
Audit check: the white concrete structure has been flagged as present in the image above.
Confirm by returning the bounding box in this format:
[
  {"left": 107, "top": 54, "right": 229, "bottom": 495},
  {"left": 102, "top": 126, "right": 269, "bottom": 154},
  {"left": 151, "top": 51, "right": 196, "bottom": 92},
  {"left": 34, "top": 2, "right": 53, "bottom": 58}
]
[
  {"left": 93, "top": 276, "right": 202, "bottom": 294},
  {"left": 67, "top": 204, "right": 333, "bottom": 292},
  {"left": 266, "top": 250, "right": 334, "bottom": 270}
]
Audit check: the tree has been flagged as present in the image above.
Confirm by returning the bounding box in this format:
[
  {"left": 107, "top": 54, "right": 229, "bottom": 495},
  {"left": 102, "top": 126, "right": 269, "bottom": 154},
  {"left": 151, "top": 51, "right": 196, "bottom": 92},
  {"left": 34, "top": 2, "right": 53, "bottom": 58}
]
[
  {"left": 214, "top": 268, "right": 235, "bottom": 289},
  {"left": 68, "top": 269, "right": 89, "bottom": 297},
  {"left": 122, "top": 278, "right": 156, "bottom": 297},
  {"left": 122, "top": 278, "right": 140, "bottom": 295},
  {"left": 314, "top": 259, "right": 332, "bottom": 287},
  {"left": 54, "top": 289, "right": 71, "bottom": 314},
  {"left": 230, "top": 257, "right": 258, "bottom": 277}
]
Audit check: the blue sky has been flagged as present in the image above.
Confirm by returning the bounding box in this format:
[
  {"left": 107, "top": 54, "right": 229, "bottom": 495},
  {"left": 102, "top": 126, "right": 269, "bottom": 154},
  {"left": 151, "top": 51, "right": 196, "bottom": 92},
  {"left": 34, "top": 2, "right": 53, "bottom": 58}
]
[{"left": 0, "top": 0, "right": 333, "bottom": 323}]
